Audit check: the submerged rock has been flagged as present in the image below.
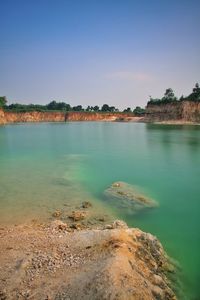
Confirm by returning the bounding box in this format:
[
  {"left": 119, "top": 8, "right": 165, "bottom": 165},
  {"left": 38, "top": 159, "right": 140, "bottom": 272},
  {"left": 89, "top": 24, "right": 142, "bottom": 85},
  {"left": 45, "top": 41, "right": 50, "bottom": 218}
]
[
  {"left": 50, "top": 220, "right": 69, "bottom": 232},
  {"left": 81, "top": 201, "right": 92, "bottom": 209},
  {"left": 104, "top": 181, "right": 158, "bottom": 212},
  {"left": 70, "top": 223, "right": 85, "bottom": 230},
  {"left": 52, "top": 210, "right": 62, "bottom": 218},
  {"left": 104, "top": 220, "right": 128, "bottom": 230},
  {"left": 112, "top": 219, "right": 128, "bottom": 229},
  {"left": 68, "top": 210, "right": 87, "bottom": 222}
]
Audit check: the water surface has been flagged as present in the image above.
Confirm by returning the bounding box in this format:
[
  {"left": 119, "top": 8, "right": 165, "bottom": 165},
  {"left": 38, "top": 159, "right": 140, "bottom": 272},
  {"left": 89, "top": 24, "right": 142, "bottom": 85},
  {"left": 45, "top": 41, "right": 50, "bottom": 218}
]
[{"left": 0, "top": 122, "right": 199, "bottom": 299}]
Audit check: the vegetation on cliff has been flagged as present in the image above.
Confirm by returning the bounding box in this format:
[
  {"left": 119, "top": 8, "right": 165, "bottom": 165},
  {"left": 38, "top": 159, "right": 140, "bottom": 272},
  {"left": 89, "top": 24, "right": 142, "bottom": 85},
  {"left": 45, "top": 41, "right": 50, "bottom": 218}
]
[
  {"left": 186, "top": 83, "right": 200, "bottom": 101},
  {"left": 1, "top": 82, "right": 199, "bottom": 117},
  {"left": 133, "top": 106, "right": 146, "bottom": 115},
  {"left": 148, "top": 88, "right": 177, "bottom": 105},
  {"left": 148, "top": 83, "right": 200, "bottom": 105},
  {"left": 0, "top": 96, "right": 7, "bottom": 107}
]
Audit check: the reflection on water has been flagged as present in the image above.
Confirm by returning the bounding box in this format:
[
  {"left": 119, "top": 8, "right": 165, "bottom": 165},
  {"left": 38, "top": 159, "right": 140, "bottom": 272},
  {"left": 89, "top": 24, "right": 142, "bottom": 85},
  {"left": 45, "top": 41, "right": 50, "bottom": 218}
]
[
  {"left": 146, "top": 124, "right": 200, "bottom": 145},
  {"left": 0, "top": 122, "right": 200, "bottom": 299}
]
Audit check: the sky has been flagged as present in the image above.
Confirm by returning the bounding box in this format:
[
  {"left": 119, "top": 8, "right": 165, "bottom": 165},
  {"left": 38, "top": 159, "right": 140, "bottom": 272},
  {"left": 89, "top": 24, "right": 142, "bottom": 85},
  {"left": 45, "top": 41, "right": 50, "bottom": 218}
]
[{"left": 0, "top": 0, "right": 200, "bottom": 109}]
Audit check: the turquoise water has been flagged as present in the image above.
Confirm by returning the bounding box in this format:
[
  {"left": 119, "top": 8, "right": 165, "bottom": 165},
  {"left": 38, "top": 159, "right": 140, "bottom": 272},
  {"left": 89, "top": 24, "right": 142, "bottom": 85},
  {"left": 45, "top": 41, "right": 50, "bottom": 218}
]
[{"left": 0, "top": 122, "right": 200, "bottom": 299}]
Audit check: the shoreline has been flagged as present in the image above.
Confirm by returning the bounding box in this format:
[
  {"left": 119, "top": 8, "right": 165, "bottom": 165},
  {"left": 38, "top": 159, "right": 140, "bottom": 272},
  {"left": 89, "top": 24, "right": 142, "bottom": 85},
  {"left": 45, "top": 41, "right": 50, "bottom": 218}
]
[
  {"left": 1, "top": 119, "right": 200, "bottom": 126},
  {"left": 0, "top": 217, "right": 178, "bottom": 300},
  {"left": 0, "top": 198, "right": 179, "bottom": 299},
  {"left": 145, "top": 120, "right": 200, "bottom": 125}
]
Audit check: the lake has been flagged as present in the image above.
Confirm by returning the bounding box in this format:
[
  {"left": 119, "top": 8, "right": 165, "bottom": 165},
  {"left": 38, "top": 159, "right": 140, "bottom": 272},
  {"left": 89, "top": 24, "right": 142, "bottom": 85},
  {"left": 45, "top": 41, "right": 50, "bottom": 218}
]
[{"left": 0, "top": 122, "right": 199, "bottom": 299}]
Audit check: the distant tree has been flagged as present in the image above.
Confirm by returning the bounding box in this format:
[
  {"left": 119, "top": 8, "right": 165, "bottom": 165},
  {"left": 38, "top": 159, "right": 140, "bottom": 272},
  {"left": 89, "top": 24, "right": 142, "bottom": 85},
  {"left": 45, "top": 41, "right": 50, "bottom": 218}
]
[
  {"left": 93, "top": 105, "right": 99, "bottom": 111},
  {"left": 147, "top": 89, "right": 177, "bottom": 105},
  {"left": 193, "top": 82, "right": 200, "bottom": 93},
  {"left": 147, "top": 96, "right": 161, "bottom": 104},
  {"left": 6, "top": 103, "right": 27, "bottom": 111},
  {"left": 57, "top": 102, "right": 71, "bottom": 111},
  {"left": 0, "top": 96, "right": 7, "bottom": 107},
  {"left": 86, "top": 106, "right": 91, "bottom": 111},
  {"left": 101, "top": 104, "right": 118, "bottom": 112},
  {"left": 133, "top": 106, "right": 145, "bottom": 115},
  {"left": 101, "top": 104, "right": 110, "bottom": 112},
  {"left": 65, "top": 103, "right": 71, "bottom": 111},
  {"left": 46, "top": 101, "right": 71, "bottom": 111},
  {"left": 162, "top": 88, "right": 177, "bottom": 102},
  {"left": 109, "top": 106, "right": 116, "bottom": 112},
  {"left": 187, "top": 83, "right": 200, "bottom": 101},
  {"left": 123, "top": 107, "right": 131, "bottom": 113},
  {"left": 72, "top": 105, "right": 83, "bottom": 111},
  {"left": 46, "top": 101, "right": 58, "bottom": 110},
  {"left": 164, "top": 88, "right": 174, "bottom": 98}
]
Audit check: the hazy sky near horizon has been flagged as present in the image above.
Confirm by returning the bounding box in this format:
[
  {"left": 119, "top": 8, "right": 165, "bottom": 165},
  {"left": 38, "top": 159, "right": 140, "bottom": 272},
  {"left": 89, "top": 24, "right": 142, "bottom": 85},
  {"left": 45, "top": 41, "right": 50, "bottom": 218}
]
[{"left": 0, "top": 0, "right": 200, "bottom": 109}]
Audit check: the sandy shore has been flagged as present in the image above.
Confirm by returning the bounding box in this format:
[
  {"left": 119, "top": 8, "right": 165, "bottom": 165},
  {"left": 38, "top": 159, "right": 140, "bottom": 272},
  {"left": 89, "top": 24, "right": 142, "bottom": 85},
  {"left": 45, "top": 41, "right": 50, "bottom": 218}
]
[{"left": 151, "top": 120, "right": 200, "bottom": 125}]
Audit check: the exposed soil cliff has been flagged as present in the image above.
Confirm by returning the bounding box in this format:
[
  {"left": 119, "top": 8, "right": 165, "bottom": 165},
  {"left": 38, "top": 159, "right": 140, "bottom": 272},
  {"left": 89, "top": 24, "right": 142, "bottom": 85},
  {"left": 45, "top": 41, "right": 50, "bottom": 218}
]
[
  {"left": 0, "top": 109, "right": 5, "bottom": 124},
  {"left": 1, "top": 101, "right": 199, "bottom": 125},
  {"left": 145, "top": 101, "right": 200, "bottom": 123},
  {"left": 181, "top": 101, "right": 200, "bottom": 122},
  {"left": 0, "top": 110, "right": 136, "bottom": 125},
  {"left": 0, "top": 220, "right": 177, "bottom": 300},
  {"left": 65, "top": 112, "right": 134, "bottom": 122}
]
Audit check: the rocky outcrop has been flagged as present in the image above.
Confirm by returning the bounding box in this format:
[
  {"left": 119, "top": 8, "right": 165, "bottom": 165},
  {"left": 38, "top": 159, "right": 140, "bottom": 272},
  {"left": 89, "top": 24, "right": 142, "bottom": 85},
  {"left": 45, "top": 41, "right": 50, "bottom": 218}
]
[
  {"left": 104, "top": 182, "right": 157, "bottom": 213},
  {"left": 0, "top": 221, "right": 177, "bottom": 299},
  {"left": 0, "top": 110, "right": 136, "bottom": 125},
  {"left": 145, "top": 101, "right": 200, "bottom": 123},
  {"left": 181, "top": 101, "right": 200, "bottom": 122}
]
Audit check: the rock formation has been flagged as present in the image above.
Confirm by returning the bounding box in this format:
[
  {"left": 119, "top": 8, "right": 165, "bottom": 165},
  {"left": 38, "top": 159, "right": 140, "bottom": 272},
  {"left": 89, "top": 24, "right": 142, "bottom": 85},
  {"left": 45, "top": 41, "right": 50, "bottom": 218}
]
[
  {"left": 0, "top": 220, "right": 177, "bottom": 300},
  {"left": 104, "top": 182, "right": 157, "bottom": 212},
  {"left": 145, "top": 100, "right": 200, "bottom": 123}
]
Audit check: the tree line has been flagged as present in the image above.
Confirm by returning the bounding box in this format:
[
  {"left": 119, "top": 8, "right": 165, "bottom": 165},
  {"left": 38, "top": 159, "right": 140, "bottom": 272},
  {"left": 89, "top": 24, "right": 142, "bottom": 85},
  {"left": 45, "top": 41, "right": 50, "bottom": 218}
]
[
  {"left": 1, "top": 83, "right": 199, "bottom": 113},
  {"left": 148, "top": 83, "right": 200, "bottom": 105},
  {"left": 0, "top": 98, "right": 145, "bottom": 116}
]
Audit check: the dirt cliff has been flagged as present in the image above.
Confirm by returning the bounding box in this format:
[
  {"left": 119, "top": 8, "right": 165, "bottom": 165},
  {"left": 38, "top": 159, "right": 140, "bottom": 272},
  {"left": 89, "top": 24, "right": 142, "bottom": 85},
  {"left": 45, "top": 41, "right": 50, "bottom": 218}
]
[
  {"left": 0, "top": 109, "right": 5, "bottom": 124},
  {"left": 0, "top": 110, "right": 137, "bottom": 124},
  {"left": 0, "top": 109, "right": 65, "bottom": 124},
  {"left": 145, "top": 101, "right": 200, "bottom": 123}
]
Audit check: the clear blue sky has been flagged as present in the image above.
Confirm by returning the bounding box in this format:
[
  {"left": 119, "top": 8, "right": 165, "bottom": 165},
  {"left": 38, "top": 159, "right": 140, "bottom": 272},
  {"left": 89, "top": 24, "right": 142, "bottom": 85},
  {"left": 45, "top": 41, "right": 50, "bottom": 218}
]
[{"left": 0, "top": 0, "right": 199, "bottom": 109}]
